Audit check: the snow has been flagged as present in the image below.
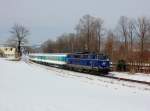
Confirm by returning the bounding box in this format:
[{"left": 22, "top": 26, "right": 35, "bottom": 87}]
[
  {"left": 0, "top": 58, "right": 150, "bottom": 111},
  {"left": 109, "top": 71, "right": 150, "bottom": 82}
]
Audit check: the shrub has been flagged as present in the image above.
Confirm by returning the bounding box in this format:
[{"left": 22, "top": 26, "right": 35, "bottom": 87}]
[{"left": 117, "top": 59, "right": 127, "bottom": 71}]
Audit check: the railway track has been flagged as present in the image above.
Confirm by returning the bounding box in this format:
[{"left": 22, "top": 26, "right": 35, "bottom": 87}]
[
  {"left": 104, "top": 75, "right": 150, "bottom": 86},
  {"left": 81, "top": 70, "right": 150, "bottom": 86},
  {"left": 26, "top": 59, "right": 150, "bottom": 90}
]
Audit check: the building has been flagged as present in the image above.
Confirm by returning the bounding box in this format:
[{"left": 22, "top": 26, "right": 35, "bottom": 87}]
[{"left": 0, "top": 47, "right": 17, "bottom": 58}]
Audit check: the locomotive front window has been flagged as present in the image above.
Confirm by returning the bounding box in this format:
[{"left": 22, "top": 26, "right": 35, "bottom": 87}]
[{"left": 97, "top": 54, "right": 108, "bottom": 60}]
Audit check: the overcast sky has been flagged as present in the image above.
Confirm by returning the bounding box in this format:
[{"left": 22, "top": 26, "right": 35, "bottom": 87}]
[{"left": 0, "top": 0, "right": 149, "bottom": 44}]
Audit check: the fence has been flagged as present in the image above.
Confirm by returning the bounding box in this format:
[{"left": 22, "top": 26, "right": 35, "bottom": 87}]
[{"left": 111, "top": 62, "right": 150, "bottom": 74}]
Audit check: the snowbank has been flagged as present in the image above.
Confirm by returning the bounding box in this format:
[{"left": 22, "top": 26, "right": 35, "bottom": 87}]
[{"left": 0, "top": 58, "right": 150, "bottom": 111}]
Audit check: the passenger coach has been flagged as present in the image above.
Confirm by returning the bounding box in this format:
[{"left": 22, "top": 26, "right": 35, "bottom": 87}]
[{"left": 29, "top": 53, "right": 67, "bottom": 65}]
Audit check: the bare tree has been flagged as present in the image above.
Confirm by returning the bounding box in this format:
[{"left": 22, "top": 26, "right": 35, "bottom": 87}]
[
  {"left": 41, "top": 39, "right": 55, "bottom": 53},
  {"left": 135, "top": 17, "right": 150, "bottom": 61},
  {"left": 67, "top": 33, "right": 76, "bottom": 52},
  {"left": 127, "top": 18, "right": 136, "bottom": 62},
  {"left": 104, "top": 31, "right": 115, "bottom": 60},
  {"left": 94, "top": 18, "right": 104, "bottom": 53},
  {"left": 76, "top": 15, "right": 95, "bottom": 52},
  {"left": 10, "top": 24, "right": 29, "bottom": 55},
  {"left": 118, "top": 16, "right": 129, "bottom": 60},
  {"left": 128, "top": 19, "right": 136, "bottom": 52},
  {"left": 76, "top": 15, "right": 105, "bottom": 53}
]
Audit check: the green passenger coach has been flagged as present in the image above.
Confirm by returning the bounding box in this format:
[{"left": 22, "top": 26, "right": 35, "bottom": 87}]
[{"left": 29, "top": 53, "right": 67, "bottom": 65}]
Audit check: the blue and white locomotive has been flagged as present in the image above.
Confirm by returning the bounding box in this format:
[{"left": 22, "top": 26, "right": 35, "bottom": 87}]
[{"left": 29, "top": 52, "right": 110, "bottom": 74}]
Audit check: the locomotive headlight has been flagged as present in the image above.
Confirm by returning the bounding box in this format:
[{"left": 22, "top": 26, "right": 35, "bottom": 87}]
[{"left": 102, "top": 61, "right": 106, "bottom": 66}]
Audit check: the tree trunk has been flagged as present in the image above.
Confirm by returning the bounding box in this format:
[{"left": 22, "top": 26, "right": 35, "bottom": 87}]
[{"left": 18, "top": 40, "right": 21, "bottom": 56}]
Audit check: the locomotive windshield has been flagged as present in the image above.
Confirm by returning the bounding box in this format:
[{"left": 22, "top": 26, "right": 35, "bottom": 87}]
[{"left": 97, "top": 54, "right": 108, "bottom": 60}]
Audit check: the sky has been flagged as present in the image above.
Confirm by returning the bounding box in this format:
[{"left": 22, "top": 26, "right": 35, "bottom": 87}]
[{"left": 0, "top": 0, "right": 150, "bottom": 45}]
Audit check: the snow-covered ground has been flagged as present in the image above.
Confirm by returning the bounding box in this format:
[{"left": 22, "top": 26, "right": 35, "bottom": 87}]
[
  {"left": 109, "top": 71, "right": 150, "bottom": 82},
  {"left": 0, "top": 58, "right": 150, "bottom": 111}
]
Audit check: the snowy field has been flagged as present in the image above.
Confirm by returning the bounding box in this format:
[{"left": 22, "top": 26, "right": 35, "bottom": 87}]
[{"left": 0, "top": 58, "right": 150, "bottom": 111}]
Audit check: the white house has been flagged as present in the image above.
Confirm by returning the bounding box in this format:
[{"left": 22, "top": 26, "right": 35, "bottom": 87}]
[{"left": 0, "top": 47, "right": 17, "bottom": 58}]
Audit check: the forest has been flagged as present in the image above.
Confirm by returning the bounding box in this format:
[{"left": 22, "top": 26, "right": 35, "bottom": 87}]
[{"left": 40, "top": 15, "right": 150, "bottom": 64}]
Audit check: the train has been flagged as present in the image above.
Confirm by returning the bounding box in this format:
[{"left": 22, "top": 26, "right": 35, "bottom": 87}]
[{"left": 29, "top": 52, "right": 110, "bottom": 74}]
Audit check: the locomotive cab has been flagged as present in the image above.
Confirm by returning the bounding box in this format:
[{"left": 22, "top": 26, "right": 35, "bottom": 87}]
[{"left": 66, "top": 53, "right": 110, "bottom": 74}]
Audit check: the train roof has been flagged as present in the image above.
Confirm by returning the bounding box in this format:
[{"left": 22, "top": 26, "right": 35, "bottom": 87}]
[{"left": 29, "top": 53, "right": 68, "bottom": 56}]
